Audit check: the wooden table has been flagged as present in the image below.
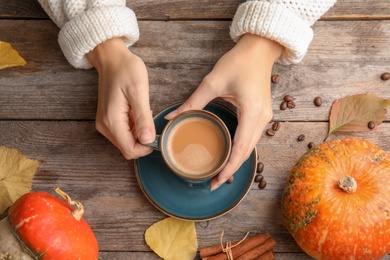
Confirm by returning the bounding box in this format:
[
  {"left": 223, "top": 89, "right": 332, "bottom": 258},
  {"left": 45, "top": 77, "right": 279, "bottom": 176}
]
[{"left": 1, "top": 1, "right": 389, "bottom": 259}]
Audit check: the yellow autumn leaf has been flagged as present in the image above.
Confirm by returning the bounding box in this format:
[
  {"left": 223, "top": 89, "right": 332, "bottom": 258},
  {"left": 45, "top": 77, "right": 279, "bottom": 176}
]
[
  {"left": 0, "top": 41, "right": 27, "bottom": 70},
  {"left": 0, "top": 146, "right": 39, "bottom": 213},
  {"left": 145, "top": 217, "right": 198, "bottom": 260}
]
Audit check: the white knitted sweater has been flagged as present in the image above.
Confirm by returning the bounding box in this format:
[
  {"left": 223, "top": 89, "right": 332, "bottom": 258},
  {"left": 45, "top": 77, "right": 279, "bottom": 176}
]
[{"left": 38, "top": 0, "right": 337, "bottom": 68}]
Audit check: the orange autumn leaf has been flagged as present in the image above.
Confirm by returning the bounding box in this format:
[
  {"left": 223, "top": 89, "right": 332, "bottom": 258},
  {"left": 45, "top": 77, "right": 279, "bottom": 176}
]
[
  {"left": 326, "top": 94, "right": 390, "bottom": 140},
  {"left": 0, "top": 41, "right": 27, "bottom": 70}
]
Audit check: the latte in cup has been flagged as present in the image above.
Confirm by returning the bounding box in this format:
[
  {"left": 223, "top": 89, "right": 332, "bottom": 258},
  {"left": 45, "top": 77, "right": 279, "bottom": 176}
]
[
  {"left": 144, "top": 109, "right": 231, "bottom": 183},
  {"left": 166, "top": 116, "right": 226, "bottom": 176}
]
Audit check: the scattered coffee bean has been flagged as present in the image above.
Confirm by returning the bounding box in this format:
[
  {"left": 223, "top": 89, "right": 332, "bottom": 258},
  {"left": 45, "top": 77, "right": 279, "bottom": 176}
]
[
  {"left": 258, "top": 180, "right": 267, "bottom": 189},
  {"left": 314, "top": 97, "right": 322, "bottom": 107},
  {"left": 271, "top": 74, "right": 280, "bottom": 83},
  {"left": 266, "top": 129, "right": 275, "bottom": 136},
  {"left": 297, "top": 134, "right": 305, "bottom": 142},
  {"left": 308, "top": 142, "right": 315, "bottom": 149},
  {"left": 256, "top": 162, "right": 264, "bottom": 173},
  {"left": 280, "top": 102, "right": 287, "bottom": 110},
  {"left": 226, "top": 176, "right": 234, "bottom": 184},
  {"left": 254, "top": 174, "right": 264, "bottom": 183},
  {"left": 284, "top": 95, "right": 294, "bottom": 102},
  {"left": 287, "top": 101, "right": 296, "bottom": 109},
  {"left": 368, "top": 121, "right": 375, "bottom": 129},
  {"left": 272, "top": 122, "right": 281, "bottom": 131},
  {"left": 380, "top": 72, "right": 390, "bottom": 81}
]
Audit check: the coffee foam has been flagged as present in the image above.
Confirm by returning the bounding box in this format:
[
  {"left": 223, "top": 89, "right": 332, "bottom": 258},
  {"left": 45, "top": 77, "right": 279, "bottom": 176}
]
[{"left": 167, "top": 116, "right": 225, "bottom": 175}]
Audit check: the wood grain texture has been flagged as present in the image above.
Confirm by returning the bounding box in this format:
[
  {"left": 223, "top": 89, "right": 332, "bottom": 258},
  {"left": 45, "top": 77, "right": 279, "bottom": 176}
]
[
  {"left": 1, "top": 121, "right": 389, "bottom": 254},
  {"left": 1, "top": 0, "right": 390, "bottom": 258},
  {"left": 1, "top": 0, "right": 390, "bottom": 20},
  {"left": 0, "top": 20, "right": 389, "bottom": 121},
  {"left": 0, "top": 0, "right": 47, "bottom": 19},
  {"left": 98, "top": 252, "right": 345, "bottom": 260}
]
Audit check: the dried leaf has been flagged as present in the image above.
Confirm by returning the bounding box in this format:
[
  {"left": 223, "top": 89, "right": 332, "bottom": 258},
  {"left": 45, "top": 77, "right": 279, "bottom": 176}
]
[
  {"left": 145, "top": 217, "right": 198, "bottom": 260},
  {"left": 327, "top": 94, "right": 390, "bottom": 138},
  {"left": 0, "top": 41, "right": 27, "bottom": 70},
  {"left": 0, "top": 146, "right": 39, "bottom": 213}
]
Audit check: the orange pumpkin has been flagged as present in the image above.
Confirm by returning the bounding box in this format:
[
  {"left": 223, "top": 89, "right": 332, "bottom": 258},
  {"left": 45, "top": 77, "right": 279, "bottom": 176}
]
[
  {"left": 0, "top": 188, "right": 98, "bottom": 259},
  {"left": 281, "top": 138, "right": 390, "bottom": 260}
]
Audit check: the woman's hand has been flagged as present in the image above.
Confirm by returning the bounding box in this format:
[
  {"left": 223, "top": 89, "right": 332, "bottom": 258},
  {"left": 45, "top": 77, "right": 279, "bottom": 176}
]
[
  {"left": 87, "top": 38, "right": 155, "bottom": 159},
  {"left": 165, "top": 34, "right": 282, "bottom": 191}
]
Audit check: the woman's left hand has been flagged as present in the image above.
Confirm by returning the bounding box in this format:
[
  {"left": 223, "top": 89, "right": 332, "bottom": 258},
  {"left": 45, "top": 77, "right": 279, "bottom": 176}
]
[{"left": 165, "top": 34, "right": 282, "bottom": 191}]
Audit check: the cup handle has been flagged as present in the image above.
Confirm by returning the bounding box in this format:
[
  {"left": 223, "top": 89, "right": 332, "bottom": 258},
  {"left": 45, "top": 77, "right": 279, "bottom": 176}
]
[{"left": 144, "top": 135, "right": 161, "bottom": 151}]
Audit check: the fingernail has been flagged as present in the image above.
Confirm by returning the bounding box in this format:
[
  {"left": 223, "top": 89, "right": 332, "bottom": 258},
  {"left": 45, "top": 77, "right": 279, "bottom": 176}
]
[
  {"left": 164, "top": 110, "right": 178, "bottom": 119},
  {"left": 210, "top": 182, "right": 222, "bottom": 192},
  {"left": 138, "top": 129, "right": 154, "bottom": 144}
]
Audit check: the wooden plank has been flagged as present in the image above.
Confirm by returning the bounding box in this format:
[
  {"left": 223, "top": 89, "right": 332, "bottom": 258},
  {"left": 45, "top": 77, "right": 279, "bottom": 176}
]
[
  {"left": 1, "top": 121, "right": 389, "bottom": 252},
  {"left": 2, "top": 20, "right": 388, "bottom": 67},
  {"left": 325, "top": 0, "right": 390, "bottom": 20},
  {"left": 98, "top": 252, "right": 390, "bottom": 260},
  {"left": 0, "top": 20, "right": 389, "bottom": 121},
  {"left": 0, "top": 0, "right": 47, "bottom": 19},
  {"left": 1, "top": 20, "right": 389, "bottom": 66},
  {"left": 131, "top": 0, "right": 390, "bottom": 20},
  {"left": 99, "top": 252, "right": 160, "bottom": 260},
  {"left": 1, "top": 0, "right": 390, "bottom": 20},
  {"left": 98, "top": 252, "right": 321, "bottom": 260},
  {"left": 1, "top": 61, "right": 389, "bottom": 122}
]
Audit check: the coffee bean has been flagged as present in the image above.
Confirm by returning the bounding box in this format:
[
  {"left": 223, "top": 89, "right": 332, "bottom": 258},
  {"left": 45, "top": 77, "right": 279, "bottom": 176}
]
[
  {"left": 271, "top": 74, "right": 280, "bottom": 83},
  {"left": 308, "top": 142, "right": 315, "bottom": 149},
  {"left": 226, "top": 176, "right": 234, "bottom": 184},
  {"left": 381, "top": 72, "right": 390, "bottom": 81},
  {"left": 258, "top": 180, "right": 267, "bottom": 189},
  {"left": 280, "top": 102, "right": 287, "bottom": 110},
  {"left": 297, "top": 134, "right": 305, "bottom": 142},
  {"left": 272, "top": 122, "right": 281, "bottom": 131},
  {"left": 266, "top": 129, "right": 275, "bottom": 136},
  {"left": 256, "top": 162, "right": 264, "bottom": 173},
  {"left": 284, "top": 95, "right": 294, "bottom": 102},
  {"left": 254, "top": 174, "right": 264, "bottom": 183},
  {"left": 368, "top": 121, "right": 375, "bottom": 129},
  {"left": 287, "top": 101, "right": 296, "bottom": 109},
  {"left": 314, "top": 97, "right": 322, "bottom": 107}
]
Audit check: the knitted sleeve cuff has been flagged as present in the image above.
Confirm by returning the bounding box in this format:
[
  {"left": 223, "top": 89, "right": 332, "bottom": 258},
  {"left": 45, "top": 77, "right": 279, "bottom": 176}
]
[
  {"left": 58, "top": 5, "right": 139, "bottom": 69},
  {"left": 230, "top": 1, "right": 313, "bottom": 65}
]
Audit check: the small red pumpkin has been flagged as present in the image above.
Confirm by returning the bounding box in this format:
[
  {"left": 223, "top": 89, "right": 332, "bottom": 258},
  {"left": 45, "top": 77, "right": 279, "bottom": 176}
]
[
  {"left": 281, "top": 138, "right": 390, "bottom": 260},
  {"left": 0, "top": 188, "right": 98, "bottom": 259}
]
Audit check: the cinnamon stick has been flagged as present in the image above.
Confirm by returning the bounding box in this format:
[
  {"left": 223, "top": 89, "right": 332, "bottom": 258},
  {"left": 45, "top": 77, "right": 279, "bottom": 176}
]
[
  {"left": 205, "top": 233, "right": 272, "bottom": 260},
  {"left": 236, "top": 237, "right": 277, "bottom": 260},
  {"left": 254, "top": 249, "right": 275, "bottom": 260},
  {"left": 200, "top": 236, "right": 249, "bottom": 258},
  {"left": 200, "top": 243, "right": 232, "bottom": 258}
]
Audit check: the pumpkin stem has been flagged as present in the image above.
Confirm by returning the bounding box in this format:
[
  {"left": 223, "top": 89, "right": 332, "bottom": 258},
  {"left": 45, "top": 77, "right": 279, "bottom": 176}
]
[
  {"left": 338, "top": 176, "right": 357, "bottom": 194},
  {"left": 54, "top": 187, "right": 84, "bottom": 221}
]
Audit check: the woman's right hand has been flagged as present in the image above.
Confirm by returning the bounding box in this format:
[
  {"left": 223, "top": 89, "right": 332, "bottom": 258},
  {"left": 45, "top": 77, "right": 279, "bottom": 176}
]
[{"left": 87, "top": 38, "right": 155, "bottom": 160}]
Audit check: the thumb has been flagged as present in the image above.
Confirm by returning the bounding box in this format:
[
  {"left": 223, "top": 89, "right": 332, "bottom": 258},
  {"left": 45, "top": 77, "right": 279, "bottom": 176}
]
[
  {"left": 133, "top": 107, "right": 156, "bottom": 145},
  {"left": 165, "top": 78, "right": 217, "bottom": 119}
]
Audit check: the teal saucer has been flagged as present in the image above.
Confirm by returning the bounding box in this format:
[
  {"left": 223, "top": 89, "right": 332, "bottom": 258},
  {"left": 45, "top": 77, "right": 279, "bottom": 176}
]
[{"left": 134, "top": 102, "right": 256, "bottom": 221}]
